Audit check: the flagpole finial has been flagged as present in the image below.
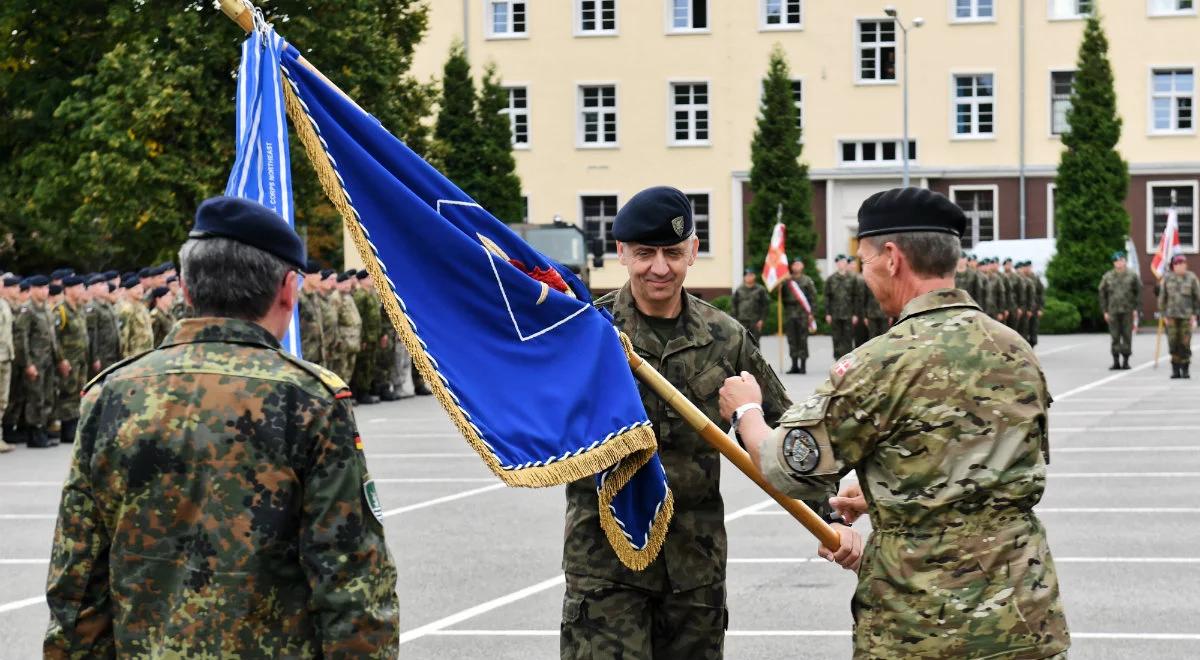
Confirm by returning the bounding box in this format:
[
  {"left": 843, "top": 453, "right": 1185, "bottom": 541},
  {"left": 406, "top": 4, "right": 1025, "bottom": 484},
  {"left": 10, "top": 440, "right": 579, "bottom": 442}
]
[{"left": 220, "top": 0, "right": 256, "bottom": 33}]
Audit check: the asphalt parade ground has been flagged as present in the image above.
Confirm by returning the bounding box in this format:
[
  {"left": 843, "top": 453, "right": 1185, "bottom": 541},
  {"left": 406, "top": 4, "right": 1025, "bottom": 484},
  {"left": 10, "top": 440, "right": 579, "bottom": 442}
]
[{"left": 0, "top": 331, "right": 1197, "bottom": 659}]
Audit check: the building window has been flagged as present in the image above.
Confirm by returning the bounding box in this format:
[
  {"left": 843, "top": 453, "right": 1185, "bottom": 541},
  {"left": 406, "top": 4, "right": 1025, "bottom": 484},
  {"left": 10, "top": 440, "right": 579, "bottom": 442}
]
[
  {"left": 1152, "top": 69, "right": 1194, "bottom": 133},
  {"left": 684, "top": 193, "right": 711, "bottom": 253},
  {"left": 669, "top": 0, "right": 709, "bottom": 32},
  {"left": 578, "top": 0, "right": 617, "bottom": 34},
  {"left": 521, "top": 196, "right": 529, "bottom": 223},
  {"left": 670, "top": 82, "right": 710, "bottom": 145},
  {"left": 838, "top": 139, "right": 917, "bottom": 166},
  {"left": 954, "top": 74, "right": 995, "bottom": 137},
  {"left": 954, "top": 0, "right": 995, "bottom": 21},
  {"left": 1050, "top": 71, "right": 1075, "bottom": 135},
  {"left": 487, "top": 1, "right": 527, "bottom": 37},
  {"left": 582, "top": 195, "right": 619, "bottom": 253},
  {"left": 791, "top": 79, "right": 804, "bottom": 134},
  {"left": 1148, "top": 182, "right": 1199, "bottom": 252},
  {"left": 763, "top": 0, "right": 803, "bottom": 29},
  {"left": 502, "top": 87, "right": 529, "bottom": 147},
  {"left": 857, "top": 20, "right": 896, "bottom": 83},
  {"left": 951, "top": 186, "right": 998, "bottom": 248},
  {"left": 1148, "top": 0, "right": 1195, "bottom": 16},
  {"left": 1048, "top": 0, "right": 1093, "bottom": 19},
  {"left": 1046, "top": 183, "right": 1059, "bottom": 239},
  {"left": 579, "top": 85, "right": 618, "bottom": 147}
]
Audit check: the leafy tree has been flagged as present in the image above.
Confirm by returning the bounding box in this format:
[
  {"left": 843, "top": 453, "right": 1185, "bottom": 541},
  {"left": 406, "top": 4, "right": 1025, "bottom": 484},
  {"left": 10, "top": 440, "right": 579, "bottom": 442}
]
[
  {"left": 474, "top": 63, "right": 524, "bottom": 223},
  {"left": 1045, "top": 13, "right": 1129, "bottom": 328},
  {"left": 747, "top": 45, "right": 817, "bottom": 287},
  {"left": 0, "top": 1, "right": 432, "bottom": 272}
]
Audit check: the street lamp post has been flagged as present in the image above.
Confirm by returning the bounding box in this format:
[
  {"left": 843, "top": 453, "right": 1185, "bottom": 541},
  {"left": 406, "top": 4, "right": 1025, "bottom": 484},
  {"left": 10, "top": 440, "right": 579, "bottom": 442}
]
[{"left": 884, "top": 6, "right": 923, "bottom": 188}]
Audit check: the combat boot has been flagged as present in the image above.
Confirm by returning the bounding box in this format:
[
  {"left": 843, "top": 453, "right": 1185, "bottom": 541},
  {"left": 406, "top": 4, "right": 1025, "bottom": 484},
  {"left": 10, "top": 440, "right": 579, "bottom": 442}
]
[
  {"left": 799, "top": 358, "right": 807, "bottom": 375},
  {"left": 60, "top": 418, "right": 79, "bottom": 444},
  {"left": 787, "top": 358, "right": 800, "bottom": 375},
  {"left": 1121, "top": 354, "right": 1131, "bottom": 370},
  {"left": 357, "top": 393, "right": 381, "bottom": 405},
  {"left": 1109, "top": 353, "right": 1121, "bottom": 370},
  {"left": 27, "top": 428, "right": 52, "bottom": 448},
  {"left": 47, "top": 419, "right": 61, "bottom": 440},
  {"left": 1184, "top": 364, "right": 1192, "bottom": 379},
  {"left": 1171, "top": 364, "right": 1182, "bottom": 379}
]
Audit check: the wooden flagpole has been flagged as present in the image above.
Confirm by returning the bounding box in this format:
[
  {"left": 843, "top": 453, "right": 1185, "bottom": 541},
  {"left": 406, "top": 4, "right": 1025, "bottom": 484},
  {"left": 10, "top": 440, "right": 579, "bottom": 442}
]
[
  {"left": 777, "top": 283, "right": 785, "bottom": 373},
  {"left": 219, "top": 0, "right": 840, "bottom": 553}
]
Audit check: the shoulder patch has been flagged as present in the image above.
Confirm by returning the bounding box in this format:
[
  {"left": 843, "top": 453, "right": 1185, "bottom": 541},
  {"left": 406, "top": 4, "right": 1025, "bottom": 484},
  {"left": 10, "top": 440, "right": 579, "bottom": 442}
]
[
  {"left": 779, "top": 393, "right": 831, "bottom": 426},
  {"left": 832, "top": 353, "right": 857, "bottom": 377},
  {"left": 83, "top": 350, "right": 154, "bottom": 393},
  {"left": 276, "top": 349, "right": 351, "bottom": 398}
]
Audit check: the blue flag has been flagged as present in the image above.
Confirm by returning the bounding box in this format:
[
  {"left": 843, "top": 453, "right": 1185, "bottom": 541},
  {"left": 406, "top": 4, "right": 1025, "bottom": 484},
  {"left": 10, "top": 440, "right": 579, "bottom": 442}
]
[
  {"left": 225, "top": 26, "right": 301, "bottom": 358},
  {"left": 267, "top": 43, "right": 672, "bottom": 568}
]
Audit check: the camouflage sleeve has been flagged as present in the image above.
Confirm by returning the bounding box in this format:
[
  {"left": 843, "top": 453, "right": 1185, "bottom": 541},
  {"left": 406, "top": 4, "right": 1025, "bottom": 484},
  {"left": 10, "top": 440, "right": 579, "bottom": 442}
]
[
  {"left": 1158, "top": 278, "right": 1168, "bottom": 311},
  {"left": 1097, "top": 273, "right": 1109, "bottom": 311},
  {"left": 13, "top": 311, "right": 30, "bottom": 368},
  {"left": 300, "top": 396, "right": 399, "bottom": 658},
  {"left": 44, "top": 390, "right": 114, "bottom": 659}
]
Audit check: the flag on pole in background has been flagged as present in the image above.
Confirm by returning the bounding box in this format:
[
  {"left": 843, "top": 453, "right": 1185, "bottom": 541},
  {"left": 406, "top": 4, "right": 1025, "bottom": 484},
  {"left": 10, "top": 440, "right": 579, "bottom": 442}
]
[
  {"left": 250, "top": 36, "right": 672, "bottom": 569},
  {"left": 1150, "top": 207, "right": 1182, "bottom": 278},
  {"left": 762, "top": 223, "right": 789, "bottom": 291},
  {"left": 224, "top": 25, "right": 301, "bottom": 357}
]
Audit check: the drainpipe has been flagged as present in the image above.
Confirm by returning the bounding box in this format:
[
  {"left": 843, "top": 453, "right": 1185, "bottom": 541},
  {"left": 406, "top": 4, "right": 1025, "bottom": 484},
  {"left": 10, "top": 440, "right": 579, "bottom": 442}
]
[
  {"left": 463, "top": 0, "right": 470, "bottom": 57},
  {"left": 1018, "top": 0, "right": 1027, "bottom": 239}
]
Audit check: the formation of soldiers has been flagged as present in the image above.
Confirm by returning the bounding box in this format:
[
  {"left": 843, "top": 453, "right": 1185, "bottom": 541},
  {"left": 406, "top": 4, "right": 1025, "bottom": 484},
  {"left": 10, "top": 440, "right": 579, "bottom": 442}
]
[
  {"left": 0, "top": 261, "right": 423, "bottom": 453},
  {"left": 823, "top": 254, "right": 893, "bottom": 360},
  {"left": 955, "top": 254, "right": 1045, "bottom": 346}
]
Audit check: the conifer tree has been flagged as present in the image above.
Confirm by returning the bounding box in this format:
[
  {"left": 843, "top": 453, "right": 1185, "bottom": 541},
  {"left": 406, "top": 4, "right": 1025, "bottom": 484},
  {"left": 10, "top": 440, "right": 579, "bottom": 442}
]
[
  {"left": 433, "top": 42, "right": 482, "bottom": 198},
  {"left": 1045, "top": 12, "right": 1130, "bottom": 327},
  {"left": 473, "top": 63, "right": 524, "bottom": 223}
]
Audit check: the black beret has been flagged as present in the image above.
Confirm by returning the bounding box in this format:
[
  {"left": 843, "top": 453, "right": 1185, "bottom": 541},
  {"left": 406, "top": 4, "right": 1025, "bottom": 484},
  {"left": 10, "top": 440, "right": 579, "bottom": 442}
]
[
  {"left": 2, "top": 276, "right": 19, "bottom": 287},
  {"left": 48, "top": 284, "right": 63, "bottom": 296},
  {"left": 104, "top": 270, "right": 119, "bottom": 280},
  {"left": 121, "top": 271, "right": 135, "bottom": 280},
  {"left": 355, "top": 270, "right": 369, "bottom": 280},
  {"left": 857, "top": 187, "right": 966, "bottom": 239},
  {"left": 149, "top": 286, "right": 170, "bottom": 301},
  {"left": 50, "top": 268, "right": 74, "bottom": 280},
  {"left": 19, "top": 280, "right": 30, "bottom": 291},
  {"left": 26, "top": 275, "right": 49, "bottom": 287},
  {"left": 159, "top": 261, "right": 175, "bottom": 271},
  {"left": 121, "top": 277, "right": 140, "bottom": 289},
  {"left": 137, "top": 267, "right": 152, "bottom": 278},
  {"left": 190, "top": 196, "right": 306, "bottom": 270},
  {"left": 86, "top": 274, "right": 107, "bottom": 286},
  {"left": 336, "top": 271, "right": 351, "bottom": 283},
  {"left": 320, "top": 268, "right": 335, "bottom": 280},
  {"left": 303, "top": 260, "right": 322, "bottom": 275},
  {"left": 611, "top": 186, "right": 694, "bottom": 246},
  {"left": 62, "top": 275, "right": 84, "bottom": 287}
]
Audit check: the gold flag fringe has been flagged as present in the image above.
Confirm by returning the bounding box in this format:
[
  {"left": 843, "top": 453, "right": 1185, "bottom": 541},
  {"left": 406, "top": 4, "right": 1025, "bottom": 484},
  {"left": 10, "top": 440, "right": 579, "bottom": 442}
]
[{"left": 280, "top": 74, "right": 673, "bottom": 568}]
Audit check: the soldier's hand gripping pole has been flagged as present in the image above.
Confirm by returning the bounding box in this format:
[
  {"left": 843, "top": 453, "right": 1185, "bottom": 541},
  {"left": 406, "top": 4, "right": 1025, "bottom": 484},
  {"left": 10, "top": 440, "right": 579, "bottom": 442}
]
[{"left": 620, "top": 334, "right": 841, "bottom": 552}]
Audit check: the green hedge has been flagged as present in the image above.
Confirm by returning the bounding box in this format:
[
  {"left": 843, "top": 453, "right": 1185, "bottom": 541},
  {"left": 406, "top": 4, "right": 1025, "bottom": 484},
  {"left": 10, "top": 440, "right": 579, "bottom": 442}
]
[{"left": 1040, "top": 297, "right": 1082, "bottom": 334}]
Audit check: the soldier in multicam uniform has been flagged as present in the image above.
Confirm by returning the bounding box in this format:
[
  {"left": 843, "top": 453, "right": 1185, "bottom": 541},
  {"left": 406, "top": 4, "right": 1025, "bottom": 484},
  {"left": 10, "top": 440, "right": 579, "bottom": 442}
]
[
  {"left": 1022, "top": 260, "right": 1045, "bottom": 347},
  {"left": 85, "top": 275, "right": 122, "bottom": 379},
  {"left": 730, "top": 269, "right": 770, "bottom": 346},
  {"left": 13, "top": 275, "right": 66, "bottom": 448},
  {"left": 52, "top": 276, "right": 89, "bottom": 445},
  {"left": 824, "top": 255, "right": 860, "bottom": 359},
  {"left": 562, "top": 187, "right": 815, "bottom": 660},
  {"left": 0, "top": 277, "right": 13, "bottom": 453},
  {"left": 148, "top": 286, "right": 175, "bottom": 348},
  {"left": 299, "top": 261, "right": 327, "bottom": 365},
  {"left": 1002, "top": 258, "right": 1027, "bottom": 337},
  {"left": 333, "top": 271, "right": 363, "bottom": 385},
  {"left": 116, "top": 277, "right": 154, "bottom": 357},
  {"left": 721, "top": 187, "right": 1070, "bottom": 660},
  {"left": 45, "top": 197, "right": 399, "bottom": 658},
  {"left": 1158, "top": 254, "right": 1200, "bottom": 379},
  {"left": 352, "top": 270, "right": 382, "bottom": 404},
  {"left": 317, "top": 269, "right": 342, "bottom": 373},
  {"left": 1098, "top": 251, "right": 1142, "bottom": 370},
  {"left": 781, "top": 259, "right": 816, "bottom": 374}
]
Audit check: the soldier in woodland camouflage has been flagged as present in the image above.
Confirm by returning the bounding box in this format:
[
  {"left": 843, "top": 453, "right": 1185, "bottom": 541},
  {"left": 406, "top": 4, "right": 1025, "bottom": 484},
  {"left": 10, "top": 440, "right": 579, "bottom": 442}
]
[
  {"left": 824, "top": 255, "right": 860, "bottom": 359},
  {"left": 13, "top": 276, "right": 65, "bottom": 448},
  {"left": 84, "top": 276, "right": 121, "bottom": 378},
  {"left": 721, "top": 188, "right": 1069, "bottom": 660},
  {"left": 298, "top": 262, "right": 326, "bottom": 365},
  {"left": 45, "top": 197, "right": 398, "bottom": 658},
  {"left": 782, "top": 259, "right": 816, "bottom": 374},
  {"left": 1098, "top": 251, "right": 1142, "bottom": 370},
  {"left": 148, "top": 286, "right": 175, "bottom": 348},
  {"left": 1003, "top": 259, "right": 1027, "bottom": 337},
  {"left": 318, "top": 270, "right": 342, "bottom": 372},
  {"left": 730, "top": 270, "right": 770, "bottom": 346},
  {"left": 52, "top": 276, "right": 89, "bottom": 444},
  {"left": 1158, "top": 255, "right": 1200, "bottom": 379},
  {"left": 352, "top": 271, "right": 383, "bottom": 404},
  {"left": 1022, "top": 261, "right": 1045, "bottom": 347}
]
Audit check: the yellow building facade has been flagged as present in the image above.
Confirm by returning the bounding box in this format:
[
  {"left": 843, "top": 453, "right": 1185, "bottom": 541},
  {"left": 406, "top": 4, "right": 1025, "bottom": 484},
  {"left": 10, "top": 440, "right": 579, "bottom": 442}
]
[{"left": 388, "top": 0, "right": 1199, "bottom": 295}]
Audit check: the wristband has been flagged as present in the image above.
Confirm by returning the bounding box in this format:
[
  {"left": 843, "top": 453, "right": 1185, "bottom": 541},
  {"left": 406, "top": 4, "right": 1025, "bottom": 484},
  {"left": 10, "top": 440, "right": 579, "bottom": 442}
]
[{"left": 729, "top": 403, "right": 763, "bottom": 449}]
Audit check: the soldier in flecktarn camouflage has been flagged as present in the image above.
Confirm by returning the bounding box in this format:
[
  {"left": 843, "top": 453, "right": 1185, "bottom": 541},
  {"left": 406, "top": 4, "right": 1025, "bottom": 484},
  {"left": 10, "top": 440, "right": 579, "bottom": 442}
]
[
  {"left": 1098, "top": 250, "right": 1142, "bottom": 370},
  {"left": 45, "top": 197, "right": 399, "bottom": 658},
  {"left": 52, "top": 276, "right": 89, "bottom": 444},
  {"left": 1159, "top": 254, "right": 1200, "bottom": 379},
  {"left": 721, "top": 187, "right": 1069, "bottom": 660}
]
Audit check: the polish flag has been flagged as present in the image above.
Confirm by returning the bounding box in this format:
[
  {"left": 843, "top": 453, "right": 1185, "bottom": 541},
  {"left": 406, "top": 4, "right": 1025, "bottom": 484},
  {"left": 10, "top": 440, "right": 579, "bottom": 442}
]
[
  {"left": 1150, "top": 207, "right": 1182, "bottom": 278},
  {"left": 762, "top": 223, "right": 789, "bottom": 291}
]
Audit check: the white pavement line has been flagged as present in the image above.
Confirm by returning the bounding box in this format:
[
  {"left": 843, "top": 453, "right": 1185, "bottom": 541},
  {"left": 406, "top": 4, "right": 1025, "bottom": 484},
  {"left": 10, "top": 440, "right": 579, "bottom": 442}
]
[
  {"left": 727, "top": 557, "right": 1199, "bottom": 564},
  {"left": 0, "top": 559, "right": 48, "bottom": 565},
  {"left": 381, "top": 483, "right": 505, "bottom": 517},
  {"left": 1054, "top": 426, "right": 1199, "bottom": 432},
  {"left": 422, "top": 630, "right": 1200, "bottom": 641},
  {"left": 374, "top": 478, "right": 495, "bottom": 484},
  {"left": 367, "top": 433, "right": 462, "bottom": 439},
  {"left": 749, "top": 507, "right": 1200, "bottom": 516},
  {"left": 1052, "top": 410, "right": 1200, "bottom": 416},
  {"left": 1054, "top": 446, "right": 1200, "bottom": 453},
  {"left": 1036, "top": 343, "right": 1086, "bottom": 357},
  {"left": 0, "top": 596, "right": 44, "bottom": 614},
  {"left": 0, "top": 482, "right": 59, "bottom": 487},
  {"left": 365, "top": 417, "right": 450, "bottom": 424},
  {"left": 398, "top": 499, "right": 775, "bottom": 645},
  {"left": 0, "top": 514, "right": 56, "bottom": 520},
  {"left": 1054, "top": 360, "right": 1156, "bottom": 400},
  {"left": 369, "top": 453, "right": 476, "bottom": 458},
  {"left": 1048, "top": 472, "right": 1200, "bottom": 478}
]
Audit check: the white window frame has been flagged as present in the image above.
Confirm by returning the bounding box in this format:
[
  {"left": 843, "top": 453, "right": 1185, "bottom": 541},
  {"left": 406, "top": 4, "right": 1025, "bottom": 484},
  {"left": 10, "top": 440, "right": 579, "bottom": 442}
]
[
  {"left": 665, "top": 0, "right": 711, "bottom": 34},
  {"left": 950, "top": 184, "right": 1001, "bottom": 246},
  {"left": 835, "top": 137, "right": 918, "bottom": 167},
  {"left": 951, "top": 71, "right": 997, "bottom": 140},
  {"left": 580, "top": 192, "right": 622, "bottom": 256},
  {"left": 576, "top": 82, "right": 619, "bottom": 149},
  {"left": 760, "top": 0, "right": 804, "bottom": 31},
  {"left": 1146, "top": 180, "right": 1200, "bottom": 254},
  {"left": 791, "top": 77, "right": 805, "bottom": 138},
  {"left": 1148, "top": 0, "right": 1197, "bottom": 17},
  {"left": 1047, "top": 0, "right": 1094, "bottom": 21},
  {"left": 485, "top": 0, "right": 529, "bottom": 39},
  {"left": 854, "top": 18, "right": 898, "bottom": 86},
  {"left": 950, "top": 0, "right": 996, "bottom": 23},
  {"left": 575, "top": 0, "right": 619, "bottom": 37},
  {"left": 683, "top": 189, "right": 714, "bottom": 256},
  {"left": 668, "top": 80, "right": 712, "bottom": 147},
  {"left": 501, "top": 84, "right": 531, "bottom": 150},
  {"left": 1046, "top": 182, "right": 1058, "bottom": 239},
  {"left": 1049, "top": 69, "right": 1075, "bottom": 137},
  {"left": 1148, "top": 66, "right": 1196, "bottom": 136}
]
